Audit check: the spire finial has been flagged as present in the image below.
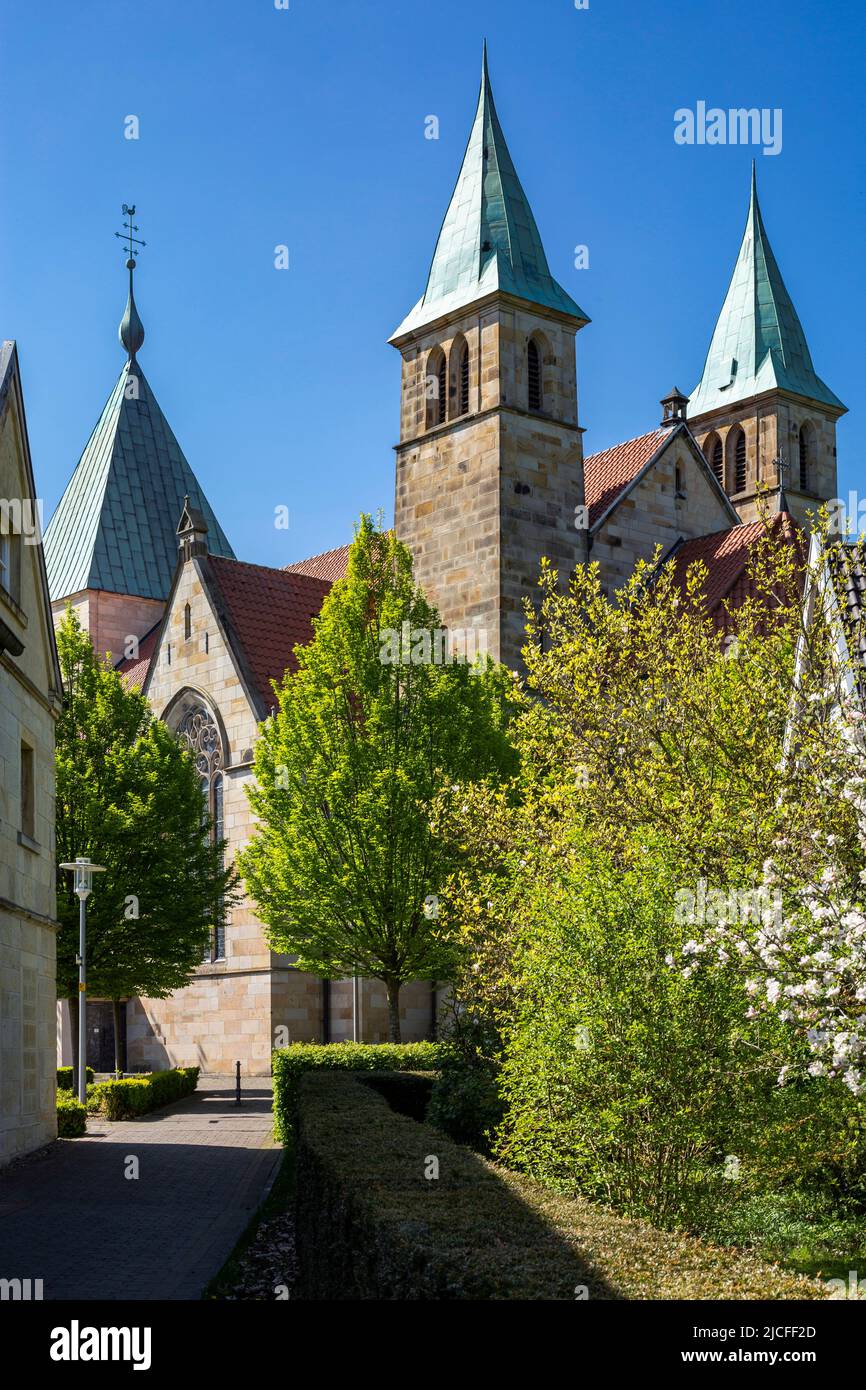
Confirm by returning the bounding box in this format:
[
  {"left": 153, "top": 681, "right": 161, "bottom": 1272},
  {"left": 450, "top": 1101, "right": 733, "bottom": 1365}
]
[
  {"left": 115, "top": 204, "right": 146, "bottom": 360},
  {"left": 481, "top": 38, "right": 490, "bottom": 86}
]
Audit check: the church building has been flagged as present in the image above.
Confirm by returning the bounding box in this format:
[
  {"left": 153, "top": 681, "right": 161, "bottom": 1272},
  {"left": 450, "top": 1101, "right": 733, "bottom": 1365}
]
[{"left": 46, "top": 49, "right": 844, "bottom": 1074}]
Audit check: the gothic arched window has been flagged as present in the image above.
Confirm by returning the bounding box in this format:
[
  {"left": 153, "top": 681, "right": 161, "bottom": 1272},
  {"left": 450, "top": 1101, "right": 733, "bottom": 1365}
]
[
  {"left": 527, "top": 338, "right": 543, "bottom": 412},
  {"left": 729, "top": 427, "right": 747, "bottom": 493},
  {"left": 425, "top": 347, "right": 447, "bottom": 429},
  {"left": 184, "top": 603, "right": 192, "bottom": 640},
  {"left": 458, "top": 340, "right": 470, "bottom": 416},
  {"left": 171, "top": 697, "right": 226, "bottom": 962},
  {"left": 799, "top": 422, "right": 815, "bottom": 492},
  {"left": 706, "top": 433, "right": 724, "bottom": 486}
]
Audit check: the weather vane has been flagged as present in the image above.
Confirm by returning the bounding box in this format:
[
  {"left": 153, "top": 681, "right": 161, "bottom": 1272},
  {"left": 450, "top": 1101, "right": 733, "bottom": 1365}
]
[{"left": 114, "top": 204, "right": 146, "bottom": 264}]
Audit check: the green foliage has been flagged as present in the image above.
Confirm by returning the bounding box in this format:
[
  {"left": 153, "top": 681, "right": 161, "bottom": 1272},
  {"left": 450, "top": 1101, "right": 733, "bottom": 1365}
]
[
  {"left": 435, "top": 525, "right": 858, "bottom": 1230},
  {"left": 271, "top": 1040, "right": 444, "bottom": 1143},
  {"left": 56, "top": 1066, "right": 94, "bottom": 1091},
  {"left": 56, "top": 1089, "right": 87, "bottom": 1137},
  {"left": 427, "top": 1029, "right": 505, "bottom": 1154},
  {"left": 294, "top": 1071, "right": 825, "bottom": 1300},
  {"left": 92, "top": 1067, "right": 200, "bottom": 1120},
  {"left": 358, "top": 1070, "right": 435, "bottom": 1122},
  {"left": 496, "top": 829, "right": 771, "bottom": 1225},
  {"left": 54, "top": 608, "right": 237, "bottom": 1003},
  {"left": 240, "top": 515, "right": 516, "bottom": 1039}
]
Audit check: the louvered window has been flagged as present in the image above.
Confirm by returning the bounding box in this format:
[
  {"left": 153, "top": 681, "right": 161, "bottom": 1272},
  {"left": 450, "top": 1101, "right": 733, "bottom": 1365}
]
[
  {"left": 459, "top": 345, "right": 470, "bottom": 415},
  {"left": 734, "top": 430, "right": 747, "bottom": 492},
  {"left": 527, "top": 340, "right": 542, "bottom": 411},
  {"left": 710, "top": 437, "right": 723, "bottom": 484},
  {"left": 799, "top": 425, "right": 812, "bottom": 491},
  {"left": 437, "top": 357, "right": 447, "bottom": 424}
]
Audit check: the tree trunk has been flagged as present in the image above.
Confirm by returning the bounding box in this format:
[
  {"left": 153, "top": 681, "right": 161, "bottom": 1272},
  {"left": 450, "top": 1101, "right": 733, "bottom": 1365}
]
[
  {"left": 112, "top": 999, "right": 124, "bottom": 1077},
  {"left": 386, "top": 980, "right": 402, "bottom": 1043},
  {"left": 68, "top": 994, "right": 79, "bottom": 1076}
]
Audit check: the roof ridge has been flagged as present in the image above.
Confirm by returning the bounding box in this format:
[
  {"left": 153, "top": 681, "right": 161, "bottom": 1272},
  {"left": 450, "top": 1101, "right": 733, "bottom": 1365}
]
[
  {"left": 584, "top": 426, "right": 666, "bottom": 464},
  {"left": 210, "top": 552, "right": 330, "bottom": 587}
]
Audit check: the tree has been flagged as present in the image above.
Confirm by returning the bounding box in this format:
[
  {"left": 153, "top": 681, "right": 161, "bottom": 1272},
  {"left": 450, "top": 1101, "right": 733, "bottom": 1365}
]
[
  {"left": 436, "top": 518, "right": 866, "bottom": 1214},
  {"left": 239, "top": 515, "right": 516, "bottom": 1041},
  {"left": 55, "top": 609, "right": 236, "bottom": 1074}
]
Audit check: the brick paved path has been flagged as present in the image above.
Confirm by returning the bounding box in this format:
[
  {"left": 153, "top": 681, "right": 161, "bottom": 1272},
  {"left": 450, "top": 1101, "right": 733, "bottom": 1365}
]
[{"left": 0, "top": 1076, "right": 280, "bottom": 1301}]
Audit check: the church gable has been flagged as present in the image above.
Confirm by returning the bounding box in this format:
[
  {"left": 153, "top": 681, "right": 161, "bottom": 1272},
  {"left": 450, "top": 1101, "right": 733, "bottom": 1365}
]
[
  {"left": 589, "top": 422, "right": 738, "bottom": 593},
  {"left": 137, "top": 557, "right": 260, "bottom": 758}
]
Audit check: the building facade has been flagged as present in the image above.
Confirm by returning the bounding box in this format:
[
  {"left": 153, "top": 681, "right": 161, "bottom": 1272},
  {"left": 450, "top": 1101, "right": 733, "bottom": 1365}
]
[
  {"left": 47, "top": 49, "right": 845, "bottom": 1074},
  {"left": 0, "top": 341, "right": 63, "bottom": 1164}
]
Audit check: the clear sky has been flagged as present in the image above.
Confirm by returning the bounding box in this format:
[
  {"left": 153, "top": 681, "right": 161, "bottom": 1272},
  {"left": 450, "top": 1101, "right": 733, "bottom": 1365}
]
[{"left": 1, "top": 0, "right": 863, "bottom": 568}]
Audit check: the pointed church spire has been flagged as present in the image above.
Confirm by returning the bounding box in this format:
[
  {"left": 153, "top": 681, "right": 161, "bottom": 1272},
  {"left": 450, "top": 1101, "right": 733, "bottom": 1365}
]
[
  {"left": 689, "top": 164, "right": 845, "bottom": 417},
  {"left": 390, "top": 44, "right": 588, "bottom": 340},
  {"left": 44, "top": 211, "right": 234, "bottom": 604}
]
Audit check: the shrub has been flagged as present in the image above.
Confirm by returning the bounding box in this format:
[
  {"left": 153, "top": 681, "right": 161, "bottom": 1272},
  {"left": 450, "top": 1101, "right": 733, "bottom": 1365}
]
[
  {"left": 271, "top": 1041, "right": 443, "bottom": 1143},
  {"left": 427, "top": 1043, "right": 504, "bottom": 1154},
  {"left": 56, "top": 1089, "right": 87, "bottom": 1138},
  {"left": 358, "top": 1070, "right": 434, "bottom": 1122},
  {"left": 94, "top": 1067, "right": 200, "bottom": 1120},
  {"left": 56, "top": 1066, "right": 94, "bottom": 1091},
  {"left": 294, "top": 1071, "right": 826, "bottom": 1300}
]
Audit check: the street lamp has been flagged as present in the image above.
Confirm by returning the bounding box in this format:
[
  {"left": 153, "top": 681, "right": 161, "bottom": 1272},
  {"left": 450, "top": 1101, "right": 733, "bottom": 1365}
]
[{"left": 60, "top": 858, "right": 106, "bottom": 1103}]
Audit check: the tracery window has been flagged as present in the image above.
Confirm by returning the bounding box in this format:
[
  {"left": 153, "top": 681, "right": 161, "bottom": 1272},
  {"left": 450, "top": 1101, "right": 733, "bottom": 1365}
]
[{"left": 174, "top": 700, "right": 226, "bottom": 962}]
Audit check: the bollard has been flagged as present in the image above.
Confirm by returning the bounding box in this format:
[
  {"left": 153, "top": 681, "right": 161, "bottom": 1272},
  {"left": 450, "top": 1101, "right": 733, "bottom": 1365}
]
[{"left": 235, "top": 1059, "right": 241, "bottom": 1105}]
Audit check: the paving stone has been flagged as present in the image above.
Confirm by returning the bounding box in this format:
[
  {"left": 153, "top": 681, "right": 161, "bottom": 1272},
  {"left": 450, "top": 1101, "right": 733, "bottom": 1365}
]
[{"left": 0, "top": 1075, "right": 280, "bottom": 1301}]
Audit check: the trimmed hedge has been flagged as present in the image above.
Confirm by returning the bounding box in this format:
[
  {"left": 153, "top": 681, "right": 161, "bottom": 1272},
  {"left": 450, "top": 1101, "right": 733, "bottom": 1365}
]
[
  {"left": 57, "top": 1066, "right": 94, "bottom": 1091},
  {"left": 295, "top": 1071, "right": 829, "bottom": 1301},
  {"left": 57, "top": 1089, "right": 87, "bottom": 1138},
  {"left": 272, "top": 1041, "right": 443, "bottom": 1143},
  {"left": 93, "top": 1067, "right": 200, "bottom": 1120}
]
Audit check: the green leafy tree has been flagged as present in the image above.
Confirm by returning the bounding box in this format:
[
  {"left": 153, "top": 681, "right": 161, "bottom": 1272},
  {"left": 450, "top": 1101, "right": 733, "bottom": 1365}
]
[
  {"left": 56, "top": 608, "right": 237, "bottom": 1073},
  {"left": 240, "top": 515, "right": 516, "bottom": 1040},
  {"left": 437, "top": 520, "right": 866, "bottom": 1220}
]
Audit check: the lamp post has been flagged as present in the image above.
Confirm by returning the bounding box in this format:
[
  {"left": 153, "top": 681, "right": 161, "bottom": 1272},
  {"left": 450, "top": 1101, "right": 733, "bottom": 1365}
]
[{"left": 60, "top": 858, "right": 106, "bottom": 1103}]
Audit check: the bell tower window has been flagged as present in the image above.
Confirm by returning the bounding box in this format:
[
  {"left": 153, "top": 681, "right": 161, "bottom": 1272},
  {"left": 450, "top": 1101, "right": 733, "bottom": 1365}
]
[
  {"left": 707, "top": 434, "right": 723, "bottom": 485},
  {"left": 729, "top": 427, "right": 747, "bottom": 493},
  {"left": 799, "top": 422, "right": 814, "bottom": 492},
  {"left": 459, "top": 341, "right": 470, "bottom": 416},
  {"left": 425, "top": 348, "right": 448, "bottom": 429},
  {"left": 527, "top": 338, "right": 543, "bottom": 412}
]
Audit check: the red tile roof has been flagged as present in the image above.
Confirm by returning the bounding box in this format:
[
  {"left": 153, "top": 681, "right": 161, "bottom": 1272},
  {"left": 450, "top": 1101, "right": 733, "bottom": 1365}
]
[
  {"left": 284, "top": 544, "right": 350, "bottom": 584},
  {"left": 116, "top": 621, "right": 161, "bottom": 688},
  {"left": 667, "top": 512, "right": 803, "bottom": 630},
  {"left": 207, "top": 556, "right": 331, "bottom": 712},
  {"left": 583, "top": 428, "right": 669, "bottom": 527}
]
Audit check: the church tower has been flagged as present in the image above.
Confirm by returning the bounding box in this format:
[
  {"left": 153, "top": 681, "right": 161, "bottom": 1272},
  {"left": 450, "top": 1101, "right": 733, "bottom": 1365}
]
[
  {"left": 688, "top": 166, "right": 846, "bottom": 526},
  {"left": 43, "top": 219, "right": 234, "bottom": 661},
  {"left": 390, "top": 46, "right": 590, "bottom": 671}
]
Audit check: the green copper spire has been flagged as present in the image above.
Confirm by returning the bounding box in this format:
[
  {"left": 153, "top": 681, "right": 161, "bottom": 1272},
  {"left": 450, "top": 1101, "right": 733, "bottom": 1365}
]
[
  {"left": 390, "top": 43, "right": 588, "bottom": 340},
  {"left": 689, "top": 164, "right": 845, "bottom": 417},
  {"left": 44, "top": 244, "right": 234, "bottom": 603}
]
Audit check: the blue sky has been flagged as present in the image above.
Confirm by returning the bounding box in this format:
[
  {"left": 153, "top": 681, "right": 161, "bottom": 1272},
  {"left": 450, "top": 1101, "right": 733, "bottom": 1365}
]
[{"left": 1, "top": 0, "right": 863, "bottom": 568}]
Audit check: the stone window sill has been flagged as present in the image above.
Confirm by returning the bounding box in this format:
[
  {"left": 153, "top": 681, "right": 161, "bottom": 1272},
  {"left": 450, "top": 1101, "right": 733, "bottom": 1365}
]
[{"left": 17, "top": 830, "right": 41, "bottom": 854}]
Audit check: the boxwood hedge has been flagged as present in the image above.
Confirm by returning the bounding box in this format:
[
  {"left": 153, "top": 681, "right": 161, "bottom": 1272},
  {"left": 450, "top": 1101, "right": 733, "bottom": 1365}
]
[
  {"left": 56, "top": 1066, "right": 94, "bottom": 1090},
  {"left": 294, "top": 1070, "right": 829, "bottom": 1301},
  {"left": 271, "top": 1041, "right": 443, "bottom": 1143},
  {"left": 56, "top": 1089, "right": 87, "bottom": 1138},
  {"left": 93, "top": 1066, "right": 200, "bottom": 1120}
]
